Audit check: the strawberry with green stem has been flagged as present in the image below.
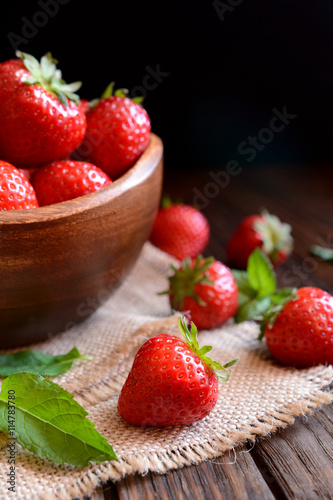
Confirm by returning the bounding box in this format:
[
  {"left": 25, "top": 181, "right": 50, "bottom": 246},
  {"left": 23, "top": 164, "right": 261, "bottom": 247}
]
[
  {"left": 117, "top": 316, "right": 238, "bottom": 427},
  {"left": 231, "top": 248, "right": 333, "bottom": 368},
  {"left": 258, "top": 287, "right": 333, "bottom": 368},
  {"left": 226, "top": 209, "right": 293, "bottom": 269},
  {"left": 161, "top": 255, "right": 238, "bottom": 330},
  {"left": 0, "top": 51, "right": 86, "bottom": 168},
  {"left": 73, "top": 82, "right": 151, "bottom": 179}
]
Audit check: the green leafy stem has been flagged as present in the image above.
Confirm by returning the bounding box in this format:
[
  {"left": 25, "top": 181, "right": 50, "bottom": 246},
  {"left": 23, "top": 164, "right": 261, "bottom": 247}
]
[{"left": 231, "top": 248, "right": 297, "bottom": 336}]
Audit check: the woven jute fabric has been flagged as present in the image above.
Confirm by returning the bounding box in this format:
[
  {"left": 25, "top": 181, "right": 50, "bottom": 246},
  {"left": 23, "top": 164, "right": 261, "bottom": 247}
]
[{"left": 0, "top": 242, "right": 332, "bottom": 500}]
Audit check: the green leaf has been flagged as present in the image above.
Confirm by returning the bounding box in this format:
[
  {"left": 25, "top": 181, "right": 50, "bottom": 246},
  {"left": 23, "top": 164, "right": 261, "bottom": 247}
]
[
  {"left": 247, "top": 248, "right": 277, "bottom": 298},
  {"left": 0, "top": 372, "right": 117, "bottom": 466},
  {"left": 235, "top": 295, "right": 271, "bottom": 323},
  {"left": 231, "top": 269, "right": 250, "bottom": 289},
  {"left": 310, "top": 244, "right": 333, "bottom": 261},
  {"left": 256, "top": 288, "right": 298, "bottom": 340},
  {"left": 231, "top": 269, "right": 255, "bottom": 307},
  {"left": 237, "top": 290, "right": 255, "bottom": 308},
  {"left": 270, "top": 287, "right": 297, "bottom": 305},
  {"left": 231, "top": 249, "right": 277, "bottom": 323},
  {"left": 0, "top": 347, "right": 92, "bottom": 378}
]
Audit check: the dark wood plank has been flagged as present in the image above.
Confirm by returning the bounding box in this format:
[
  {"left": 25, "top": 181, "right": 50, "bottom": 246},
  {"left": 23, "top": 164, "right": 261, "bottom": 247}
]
[
  {"left": 312, "top": 404, "right": 333, "bottom": 436},
  {"left": 250, "top": 409, "right": 333, "bottom": 500},
  {"left": 112, "top": 445, "right": 275, "bottom": 500}
]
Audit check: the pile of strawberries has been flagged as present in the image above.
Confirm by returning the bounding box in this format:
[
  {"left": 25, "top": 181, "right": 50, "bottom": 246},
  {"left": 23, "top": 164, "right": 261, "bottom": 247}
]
[
  {"left": 0, "top": 51, "right": 151, "bottom": 210},
  {"left": 117, "top": 203, "right": 333, "bottom": 428}
]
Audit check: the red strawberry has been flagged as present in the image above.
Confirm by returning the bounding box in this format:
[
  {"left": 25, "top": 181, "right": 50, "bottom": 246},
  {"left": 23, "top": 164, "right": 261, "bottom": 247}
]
[
  {"left": 0, "top": 160, "right": 39, "bottom": 210},
  {"left": 162, "top": 256, "right": 238, "bottom": 330},
  {"left": 31, "top": 160, "right": 112, "bottom": 206},
  {"left": 149, "top": 198, "right": 210, "bottom": 261},
  {"left": 226, "top": 209, "right": 293, "bottom": 269},
  {"left": 117, "top": 316, "right": 238, "bottom": 426},
  {"left": 0, "top": 51, "right": 86, "bottom": 168},
  {"left": 74, "top": 83, "right": 151, "bottom": 179},
  {"left": 261, "top": 287, "right": 333, "bottom": 368}
]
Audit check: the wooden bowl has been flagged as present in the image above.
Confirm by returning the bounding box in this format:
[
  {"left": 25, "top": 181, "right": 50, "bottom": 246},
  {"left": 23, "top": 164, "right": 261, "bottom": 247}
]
[{"left": 0, "top": 133, "right": 163, "bottom": 348}]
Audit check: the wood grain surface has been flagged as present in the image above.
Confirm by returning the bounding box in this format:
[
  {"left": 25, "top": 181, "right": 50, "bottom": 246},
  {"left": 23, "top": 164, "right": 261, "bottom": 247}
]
[
  {"left": 0, "top": 134, "right": 163, "bottom": 347},
  {"left": 84, "top": 162, "right": 333, "bottom": 500}
]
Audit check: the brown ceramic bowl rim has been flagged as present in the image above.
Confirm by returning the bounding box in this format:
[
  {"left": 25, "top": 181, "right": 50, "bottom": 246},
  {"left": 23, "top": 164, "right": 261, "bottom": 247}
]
[{"left": 0, "top": 133, "right": 163, "bottom": 225}]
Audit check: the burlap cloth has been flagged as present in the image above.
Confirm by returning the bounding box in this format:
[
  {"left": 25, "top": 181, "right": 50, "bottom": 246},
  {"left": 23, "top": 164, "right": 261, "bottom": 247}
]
[{"left": 0, "top": 242, "right": 332, "bottom": 500}]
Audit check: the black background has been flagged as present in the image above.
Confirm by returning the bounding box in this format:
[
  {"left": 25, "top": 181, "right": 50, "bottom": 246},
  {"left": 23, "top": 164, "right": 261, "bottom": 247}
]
[{"left": 1, "top": 0, "right": 333, "bottom": 171}]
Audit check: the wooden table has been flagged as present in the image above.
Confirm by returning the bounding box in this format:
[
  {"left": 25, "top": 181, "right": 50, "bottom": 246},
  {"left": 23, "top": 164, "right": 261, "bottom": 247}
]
[{"left": 88, "top": 162, "right": 333, "bottom": 500}]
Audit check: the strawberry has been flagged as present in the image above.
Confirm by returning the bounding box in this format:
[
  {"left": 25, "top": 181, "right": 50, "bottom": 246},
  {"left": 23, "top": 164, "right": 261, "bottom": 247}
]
[
  {"left": 73, "top": 83, "right": 151, "bottom": 179},
  {"left": 161, "top": 256, "right": 238, "bottom": 330},
  {"left": 0, "top": 160, "right": 39, "bottom": 210},
  {"left": 117, "top": 316, "right": 238, "bottom": 426},
  {"left": 226, "top": 209, "right": 293, "bottom": 269},
  {"left": 31, "top": 160, "right": 112, "bottom": 206},
  {"left": 149, "top": 198, "right": 210, "bottom": 261},
  {"left": 260, "top": 287, "right": 333, "bottom": 368},
  {"left": 0, "top": 51, "right": 86, "bottom": 169}
]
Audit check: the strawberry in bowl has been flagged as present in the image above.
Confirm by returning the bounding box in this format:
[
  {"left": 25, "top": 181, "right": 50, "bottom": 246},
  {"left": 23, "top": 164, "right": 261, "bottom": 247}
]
[
  {"left": 31, "top": 160, "right": 112, "bottom": 206},
  {"left": 0, "top": 161, "right": 39, "bottom": 211},
  {"left": 0, "top": 51, "right": 86, "bottom": 169},
  {"left": 73, "top": 83, "right": 151, "bottom": 180}
]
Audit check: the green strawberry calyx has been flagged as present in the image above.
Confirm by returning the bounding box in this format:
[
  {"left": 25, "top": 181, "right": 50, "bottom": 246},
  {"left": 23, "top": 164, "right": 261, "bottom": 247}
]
[
  {"left": 16, "top": 51, "right": 82, "bottom": 107},
  {"left": 253, "top": 208, "right": 293, "bottom": 264},
  {"left": 160, "top": 196, "right": 181, "bottom": 208},
  {"left": 89, "top": 81, "right": 144, "bottom": 110},
  {"left": 178, "top": 316, "right": 238, "bottom": 382},
  {"left": 257, "top": 288, "right": 298, "bottom": 340},
  {"left": 160, "top": 255, "right": 215, "bottom": 310}
]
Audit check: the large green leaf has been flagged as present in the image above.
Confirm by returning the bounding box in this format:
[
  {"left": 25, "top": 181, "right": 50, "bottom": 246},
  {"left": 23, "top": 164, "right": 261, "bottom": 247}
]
[
  {"left": 0, "top": 372, "right": 117, "bottom": 466},
  {"left": 247, "top": 248, "right": 277, "bottom": 297},
  {"left": 0, "top": 347, "right": 91, "bottom": 377},
  {"left": 235, "top": 296, "right": 271, "bottom": 323}
]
